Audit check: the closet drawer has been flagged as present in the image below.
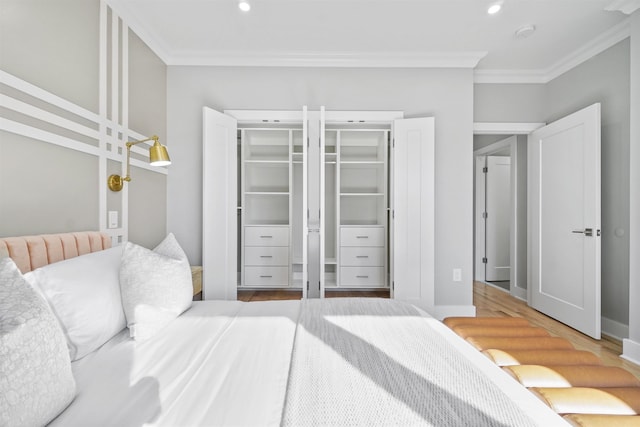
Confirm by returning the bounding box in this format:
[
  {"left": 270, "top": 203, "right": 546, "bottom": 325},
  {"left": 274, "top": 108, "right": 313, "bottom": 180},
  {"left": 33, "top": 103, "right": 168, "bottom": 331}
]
[
  {"left": 340, "top": 227, "right": 384, "bottom": 247},
  {"left": 245, "top": 226, "right": 289, "bottom": 247},
  {"left": 340, "top": 247, "right": 384, "bottom": 266},
  {"left": 245, "top": 246, "right": 289, "bottom": 266},
  {"left": 339, "top": 267, "right": 384, "bottom": 287},
  {"left": 244, "top": 266, "right": 289, "bottom": 286}
]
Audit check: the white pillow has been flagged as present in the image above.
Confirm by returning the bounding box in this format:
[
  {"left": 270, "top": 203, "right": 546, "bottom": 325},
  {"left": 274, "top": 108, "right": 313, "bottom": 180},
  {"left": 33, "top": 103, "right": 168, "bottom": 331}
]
[
  {"left": 120, "top": 233, "right": 193, "bottom": 341},
  {"left": 0, "top": 257, "right": 76, "bottom": 426},
  {"left": 24, "top": 246, "right": 126, "bottom": 361}
]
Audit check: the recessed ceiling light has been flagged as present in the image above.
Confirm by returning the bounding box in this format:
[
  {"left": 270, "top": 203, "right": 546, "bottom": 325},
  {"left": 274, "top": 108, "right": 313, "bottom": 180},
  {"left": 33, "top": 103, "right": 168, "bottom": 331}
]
[
  {"left": 488, "top": 2, "right": 502, "bottom": 14},
  {"left": 238, "top": 0, "right": 251, "bottom": 12}
]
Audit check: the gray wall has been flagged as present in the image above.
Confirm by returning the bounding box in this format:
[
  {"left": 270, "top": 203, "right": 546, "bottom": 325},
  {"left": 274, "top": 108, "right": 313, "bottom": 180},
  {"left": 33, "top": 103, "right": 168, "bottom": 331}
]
[
  {"left": 0, "top": 0, "right": 167, "bottom": 248},
  {"left": 167, "top": 66, "right": 475, "bottom": 306},
  {"left": 475, "top": 39, "right": 631, "bottom": 327},
  {"left": 127, "top": 30, "right": 168, "bottom": 249},
  {"left": 474, "top": 84, "right": 546, "bottom": 123}
]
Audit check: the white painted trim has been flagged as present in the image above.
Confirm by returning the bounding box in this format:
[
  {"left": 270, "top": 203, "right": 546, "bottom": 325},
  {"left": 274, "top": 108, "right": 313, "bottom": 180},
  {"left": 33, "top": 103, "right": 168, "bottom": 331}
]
[
  {"left": 431, "top": 305, "right": 477, "bottom": 321},
  {"left": 473, "top": 122, "right": 545, "bottom": 135},
  {"left": 601, "top": 316, "right": 629, "bottom": 340},
  {"left": 511, "top": 286, "right": 527, "bottom": 301},
  {"left": 622, "top": 339, "right": 640, "bottom": 365},
  {"left": 99, "top": 0, "right": 108, "bottom": 234},
  {"left": 605, "top": 0, "right": 640, "bottom": 15},
  {"left": 474, "top": 70, "right": 549, "bottom": 84},
  {"left": 474, "top": 155, "right": 487, "bottom": 282},
  {"left": 545, "top": 19, "right": 631, "bottom": 82},
  {"left": 224, "top": 109, "right": 303, "bottom": 123},
  {"left": 325, "top": 110, "right": 404, "bottom": 123},
  {"left": 0, "top": 118, "right": 101, "bottom": 157},
  {"left": 165, "top": 51, "right": 488, "bottom": 68},
  {"left": 104, "top": 0, "right": 173, "bottom": 65},
  {"left": 475, "top": 18, "right": 631, "bottom": 84},
  {"left": 130, "top": 157, "right": 169, "bottom": 174},
  {"left": 0, "top": 94, "right": 100, "bottom": 141},
  {"left": 0, "top": 70, "right": 100, "bottom": 123}
]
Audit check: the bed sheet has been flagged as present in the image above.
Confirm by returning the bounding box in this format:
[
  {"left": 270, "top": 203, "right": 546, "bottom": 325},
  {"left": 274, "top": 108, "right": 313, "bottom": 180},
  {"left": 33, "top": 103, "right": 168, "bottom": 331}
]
[{"left": 50, "top": 300, "right": 300, "bottom": 427}]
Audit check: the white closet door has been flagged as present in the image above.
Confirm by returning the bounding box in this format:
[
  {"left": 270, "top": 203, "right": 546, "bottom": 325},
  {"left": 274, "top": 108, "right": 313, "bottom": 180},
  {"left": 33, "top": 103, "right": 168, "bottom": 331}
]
[
  {"left": 302, "top": 106, "right": 308, "bottom": 298},
  {"left": 392, "top": 117, "right": 435, "bottom": 311},
  {"left": 202, "top": 107, "right": 238, "bottom": 300},
  {"left": 319, "top": 106, "right": 326, "bottom": 297}
]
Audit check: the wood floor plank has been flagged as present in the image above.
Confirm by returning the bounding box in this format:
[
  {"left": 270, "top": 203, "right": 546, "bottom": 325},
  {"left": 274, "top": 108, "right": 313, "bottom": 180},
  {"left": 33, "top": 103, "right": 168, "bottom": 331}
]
[{"left": 473, "top": 281, "right": 640, "bottom": 380}]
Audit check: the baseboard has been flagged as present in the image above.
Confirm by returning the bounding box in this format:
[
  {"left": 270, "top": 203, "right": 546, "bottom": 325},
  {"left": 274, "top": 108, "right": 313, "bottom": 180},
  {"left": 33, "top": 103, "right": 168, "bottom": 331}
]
[
  {"left": 432, "top": 305, "right": 476, "bottom": 321},
  {"left": 622, "top": 339, "right": 640, "bottom": 365},
  {"left": 510, "top": 286, "right": 527, "bottom": 301},
  {"left": 601, "top": 316, "right": 629, "bottom": 340}
]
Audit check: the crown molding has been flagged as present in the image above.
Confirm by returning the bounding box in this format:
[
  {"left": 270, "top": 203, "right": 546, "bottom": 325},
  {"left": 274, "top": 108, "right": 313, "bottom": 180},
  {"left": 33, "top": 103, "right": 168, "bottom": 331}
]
[
  {"left": 105, "top": 0, "right": 174, "bottom": 64},
  {"left": 475, "top": 18, "right": 631, "bottom": 84},
  {"left": 473, "top": 70, "right": 548, "bottom": 84},
  {"left": 543, "top": 18, "right": 631, "bottom": 81},
  {"left": 164, "top": 51, "right": 488, "bottom": 68},
  {"left": 605, "top": 0, "right": 640, "bottom": 14}
]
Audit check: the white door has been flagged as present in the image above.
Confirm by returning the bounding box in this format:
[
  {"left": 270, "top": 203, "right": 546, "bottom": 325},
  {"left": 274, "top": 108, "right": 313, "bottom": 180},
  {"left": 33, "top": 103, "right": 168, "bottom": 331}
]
[
  {"left": 485, "top": 156, "right": 511, "bottom": 281},
  {"left": 319, "top": 107, "right": 326, "bottom": 298},
  {"left": 202, "top": 107, "right": 238, "bottom": 300},
  {"left": 302, "top": 106, "right": 309, "bottom": 298},
  {"left": 528, "top": 103, "right": 601, "bottom": 339},
  {"left": 392, "top": 117, "right": 435, "bottom": 311}
]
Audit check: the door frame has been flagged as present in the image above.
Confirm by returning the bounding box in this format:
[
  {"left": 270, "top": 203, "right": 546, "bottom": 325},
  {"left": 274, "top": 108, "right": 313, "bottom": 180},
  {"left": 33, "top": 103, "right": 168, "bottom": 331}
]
[{"left": 473, "top": 123, "right": 544, "bottom": 301}]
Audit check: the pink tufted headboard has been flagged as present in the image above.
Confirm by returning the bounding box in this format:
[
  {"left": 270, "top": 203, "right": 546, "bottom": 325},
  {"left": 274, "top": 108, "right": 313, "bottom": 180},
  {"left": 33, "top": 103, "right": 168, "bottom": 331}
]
[{"left": 0, "top": 231, "right": 111, "bottom": 273}]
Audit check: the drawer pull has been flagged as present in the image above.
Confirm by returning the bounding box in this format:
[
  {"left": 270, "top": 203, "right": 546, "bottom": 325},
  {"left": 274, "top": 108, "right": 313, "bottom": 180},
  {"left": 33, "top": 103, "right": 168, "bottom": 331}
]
[
  {"left": 260, "top": 275, "right": 273, "bottom": 278},
  {"left": 356, "top": 255, "right": 369, "bottom": 258},
  {"left": 260, "top": 235, "right": 273, "bottom": 238},
  {"left": 356, "top": 275, "right": 369, "bottom": 279},
  {"left": 260, "top": 255, "right": 273, "bottom": 258},
  {"left": 356, "top": 236, "right": 369, "bottom": 239}
]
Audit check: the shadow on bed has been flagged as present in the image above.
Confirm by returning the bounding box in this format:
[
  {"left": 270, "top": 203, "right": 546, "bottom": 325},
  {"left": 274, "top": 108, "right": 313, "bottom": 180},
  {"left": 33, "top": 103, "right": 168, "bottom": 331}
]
[
  {"left": 281, "top": 298, "right": 534, "bottom": 427},
  {"left": 50, "top": 341, "right": 162, "bottom": 427}
]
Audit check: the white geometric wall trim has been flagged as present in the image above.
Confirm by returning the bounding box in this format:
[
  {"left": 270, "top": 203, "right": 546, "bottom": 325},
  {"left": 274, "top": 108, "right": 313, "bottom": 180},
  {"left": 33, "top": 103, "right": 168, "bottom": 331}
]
[{"left": 0, "top": 2, "right": 166, "bottom": 246}]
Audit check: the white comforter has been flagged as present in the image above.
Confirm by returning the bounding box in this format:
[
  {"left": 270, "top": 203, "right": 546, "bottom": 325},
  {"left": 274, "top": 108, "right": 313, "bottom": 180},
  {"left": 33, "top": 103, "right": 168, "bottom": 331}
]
[{"left": 50, "top": 298, "right": 566, "bottom": 426}]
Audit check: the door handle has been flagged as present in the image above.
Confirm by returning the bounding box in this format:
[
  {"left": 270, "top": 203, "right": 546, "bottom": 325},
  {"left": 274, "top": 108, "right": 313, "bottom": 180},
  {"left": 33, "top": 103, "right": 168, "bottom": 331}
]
[{"left": 572, "top": 228, "right": 593, "bottom": 236}]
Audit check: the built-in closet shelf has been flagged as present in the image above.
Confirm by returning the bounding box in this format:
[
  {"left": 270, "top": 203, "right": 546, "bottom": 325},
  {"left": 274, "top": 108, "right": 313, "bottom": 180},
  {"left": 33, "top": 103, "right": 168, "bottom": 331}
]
[
  {"left": 340, "top": 162, "right": 385, "bottom": 167},
  {"left": 245, "top": 160, "right": 289, "bottom": 164},
  {"left": 245, "top": 191, "right": 290, "bottom": 195}
]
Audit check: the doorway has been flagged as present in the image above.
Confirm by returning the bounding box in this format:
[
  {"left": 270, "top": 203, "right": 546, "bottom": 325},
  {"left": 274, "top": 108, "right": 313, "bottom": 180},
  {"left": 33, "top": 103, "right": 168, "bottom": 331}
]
[{"left": 473, "top": 134, "right": 528, "bottom": 300}]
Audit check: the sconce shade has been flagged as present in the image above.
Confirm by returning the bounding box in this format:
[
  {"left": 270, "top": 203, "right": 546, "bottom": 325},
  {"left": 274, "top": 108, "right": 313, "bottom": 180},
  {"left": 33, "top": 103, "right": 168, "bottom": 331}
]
[
  {"left": 149, "top": 140, "right": 171, "bottom": 166},
  {"left": 108, "top": 135, "right": 171, "bottom": 192}
]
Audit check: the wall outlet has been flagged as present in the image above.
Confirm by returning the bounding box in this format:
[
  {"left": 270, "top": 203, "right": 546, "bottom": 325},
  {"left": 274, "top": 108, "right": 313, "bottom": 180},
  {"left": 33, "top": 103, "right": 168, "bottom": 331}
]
[
  {"left": 108, "top": 211, "right": 118, "bottom": 229},
  {"left": 453, "top": 268, "right": 462, "bottom": 282}
]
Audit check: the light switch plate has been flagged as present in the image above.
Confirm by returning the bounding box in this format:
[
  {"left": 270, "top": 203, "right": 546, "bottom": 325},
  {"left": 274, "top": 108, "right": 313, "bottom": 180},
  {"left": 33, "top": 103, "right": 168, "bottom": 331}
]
[
  {"left": 108, "top": 211, "right": 118, "bottom": 229},
  {"left": 453, "top": 268, "right": 462, "bottom": 282}
]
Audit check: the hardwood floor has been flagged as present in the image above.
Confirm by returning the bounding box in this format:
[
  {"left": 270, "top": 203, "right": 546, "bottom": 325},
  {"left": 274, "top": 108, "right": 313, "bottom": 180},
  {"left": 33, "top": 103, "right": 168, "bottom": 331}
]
[
  {"left": 474, "top": 281, "right": 640, "bottom": 380},
  {"left": 237, "top": 289, "right": 389, "bottom": 301},
  {"left": 237, "top": 283, "right": 639, "bottom": 379}
]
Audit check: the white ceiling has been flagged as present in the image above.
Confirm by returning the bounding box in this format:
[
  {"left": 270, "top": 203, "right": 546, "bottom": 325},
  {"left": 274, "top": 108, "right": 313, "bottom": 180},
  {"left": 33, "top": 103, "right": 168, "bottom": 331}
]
[{"left": 106, "top": 0, "right": 637, "bottom": 82}]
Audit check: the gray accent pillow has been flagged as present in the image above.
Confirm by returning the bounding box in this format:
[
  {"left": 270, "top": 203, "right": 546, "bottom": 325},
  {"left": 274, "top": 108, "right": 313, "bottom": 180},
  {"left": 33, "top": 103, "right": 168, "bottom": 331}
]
[
  {"left": 0, "top": 257, "right": 76, "bottom": 427},
  {"left": 120, "top": 233, "right": 193, "bottom": 341}
]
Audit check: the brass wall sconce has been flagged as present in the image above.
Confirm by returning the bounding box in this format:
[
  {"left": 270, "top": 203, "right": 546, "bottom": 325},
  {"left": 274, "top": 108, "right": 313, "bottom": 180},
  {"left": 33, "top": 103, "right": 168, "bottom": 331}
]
[{"left": 108, "top": 135, "right": 171, "bottom": 192}]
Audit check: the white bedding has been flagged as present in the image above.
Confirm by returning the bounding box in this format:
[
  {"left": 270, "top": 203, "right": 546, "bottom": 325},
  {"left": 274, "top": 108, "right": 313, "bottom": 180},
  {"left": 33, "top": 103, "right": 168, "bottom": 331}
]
[{"left": 50, "top": 298, "right": 566, "bottom": 426}]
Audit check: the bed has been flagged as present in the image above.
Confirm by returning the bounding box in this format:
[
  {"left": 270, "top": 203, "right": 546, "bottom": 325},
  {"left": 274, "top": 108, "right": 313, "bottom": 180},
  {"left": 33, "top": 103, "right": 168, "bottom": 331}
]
[{"left": 0, "top": 231, "right": 567, "bottom": 426}]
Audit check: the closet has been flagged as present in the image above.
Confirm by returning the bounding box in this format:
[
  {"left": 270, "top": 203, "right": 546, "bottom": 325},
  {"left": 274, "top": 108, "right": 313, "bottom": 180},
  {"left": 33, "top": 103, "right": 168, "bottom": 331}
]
[{"left": 203, "top": 107, "right": 435, "bottom": 310}]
